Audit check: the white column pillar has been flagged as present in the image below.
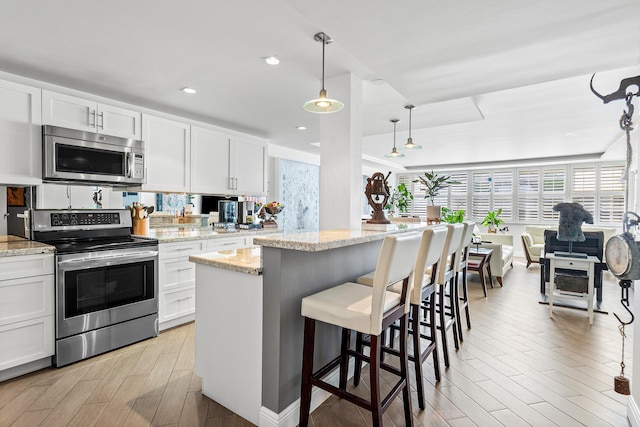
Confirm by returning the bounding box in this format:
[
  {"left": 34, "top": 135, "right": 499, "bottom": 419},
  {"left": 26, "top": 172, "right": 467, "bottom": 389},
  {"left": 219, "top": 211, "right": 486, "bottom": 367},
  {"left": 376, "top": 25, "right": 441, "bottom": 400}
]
[{"left": 319, "top": 73, "right": 363, "bottom": 230}]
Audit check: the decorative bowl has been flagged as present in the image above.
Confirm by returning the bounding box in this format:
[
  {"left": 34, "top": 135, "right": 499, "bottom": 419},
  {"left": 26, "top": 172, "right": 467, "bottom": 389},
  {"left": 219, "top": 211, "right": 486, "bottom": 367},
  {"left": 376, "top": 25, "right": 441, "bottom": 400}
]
[{"left": 264, "top": 205, "right": 284, "bottom": 215}]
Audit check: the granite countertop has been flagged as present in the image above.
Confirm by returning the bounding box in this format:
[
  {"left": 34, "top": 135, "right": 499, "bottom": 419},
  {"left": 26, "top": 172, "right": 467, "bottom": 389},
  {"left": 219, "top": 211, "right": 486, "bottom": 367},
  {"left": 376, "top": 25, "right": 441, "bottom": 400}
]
[
  {"left": 0, "top": 235, "right": 56, "bottom": 257},
  {"left": 253, "top": 223, "right": 429, "bottom": 252},
  {"left": 189, "top": 246, "right": 262, "bottom": 275},
  {"left": 137, "top": 227, "right": 279, "bottom": 243}
]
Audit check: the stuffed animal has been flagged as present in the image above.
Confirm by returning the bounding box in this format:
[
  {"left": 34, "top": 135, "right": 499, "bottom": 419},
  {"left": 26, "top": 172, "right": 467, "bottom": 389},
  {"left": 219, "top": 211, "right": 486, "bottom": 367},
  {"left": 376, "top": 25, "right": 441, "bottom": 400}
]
[{"left": 552, "top": 202, "right": 594, "bottom": 242}]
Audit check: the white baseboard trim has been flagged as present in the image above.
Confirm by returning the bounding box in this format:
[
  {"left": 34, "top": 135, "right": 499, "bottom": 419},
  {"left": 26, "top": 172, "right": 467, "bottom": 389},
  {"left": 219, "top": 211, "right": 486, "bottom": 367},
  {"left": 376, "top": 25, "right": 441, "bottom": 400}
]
[
  {"left": 629, "top": 396, "right": 639, "bottom": 427},
  {"left": 259, "top": 359, "right": 355, "bottom": 427},
  {"left": 0, "top": 357, "right": 52, "bottom": 382}
]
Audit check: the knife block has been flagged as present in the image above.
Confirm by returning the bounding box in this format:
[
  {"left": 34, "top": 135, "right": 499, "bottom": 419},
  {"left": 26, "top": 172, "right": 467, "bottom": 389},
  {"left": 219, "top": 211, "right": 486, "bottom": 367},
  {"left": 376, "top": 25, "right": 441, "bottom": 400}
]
[{"left": 132, "top": 217, "right": 149, "bottom": 236}]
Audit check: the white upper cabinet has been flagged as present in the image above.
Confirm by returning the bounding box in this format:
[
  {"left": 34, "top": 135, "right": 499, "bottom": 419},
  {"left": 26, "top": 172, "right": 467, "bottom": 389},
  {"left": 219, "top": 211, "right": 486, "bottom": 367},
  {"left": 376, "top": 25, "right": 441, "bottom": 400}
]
[
  {"left": 190, "top": 126, "right": 231, "bottom": 195},
  {"left": 42, "top": 90, "right": 141, "bottom": 139},
  {"left": 231, "top": 137, "right": 267, "bottom": 196},
  {"left": 0, "top": 80, "right": 42, "bottom": 186},
  {"left": 190, "top": 125, "right": 267, "bottom": 196},
  {"left": 142, "top": 114, "right": 191, "bottom": 193}
]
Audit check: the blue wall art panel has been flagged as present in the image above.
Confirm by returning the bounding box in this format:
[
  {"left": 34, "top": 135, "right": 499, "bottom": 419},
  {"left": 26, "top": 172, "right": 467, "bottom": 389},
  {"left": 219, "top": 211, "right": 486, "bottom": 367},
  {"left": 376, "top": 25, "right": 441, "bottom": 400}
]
[{"left": 278, "top": 159, "right": 319, "bottom": 233}]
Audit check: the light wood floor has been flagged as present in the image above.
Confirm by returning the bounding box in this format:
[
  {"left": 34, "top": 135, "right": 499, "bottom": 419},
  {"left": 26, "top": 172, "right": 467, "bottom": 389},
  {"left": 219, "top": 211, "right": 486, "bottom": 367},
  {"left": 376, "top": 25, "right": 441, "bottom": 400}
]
[{"left": 0, "top": 257, "right": 633, "bottom": 426}]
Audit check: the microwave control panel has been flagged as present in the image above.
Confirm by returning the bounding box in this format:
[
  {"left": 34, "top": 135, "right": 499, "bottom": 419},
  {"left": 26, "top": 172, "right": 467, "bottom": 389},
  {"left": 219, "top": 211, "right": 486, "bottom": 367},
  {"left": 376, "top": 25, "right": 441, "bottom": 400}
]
[{"left": 133, "top": 154, "right": 144, "bottom": 179}]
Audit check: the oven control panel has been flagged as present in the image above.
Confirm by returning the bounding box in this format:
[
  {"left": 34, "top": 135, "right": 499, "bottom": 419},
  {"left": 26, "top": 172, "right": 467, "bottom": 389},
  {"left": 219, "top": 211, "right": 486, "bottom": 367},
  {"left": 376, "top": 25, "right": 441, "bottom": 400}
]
[{"left": 51, "top": 212, "right": 120, "bottom": 227}]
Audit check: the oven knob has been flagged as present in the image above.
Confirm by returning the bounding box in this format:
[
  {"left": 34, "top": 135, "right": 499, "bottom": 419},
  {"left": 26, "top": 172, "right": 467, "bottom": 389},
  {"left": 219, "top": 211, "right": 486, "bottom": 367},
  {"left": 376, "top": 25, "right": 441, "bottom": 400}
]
[{"left": 71, "top": 220, "right": 78, "bottom": 225}]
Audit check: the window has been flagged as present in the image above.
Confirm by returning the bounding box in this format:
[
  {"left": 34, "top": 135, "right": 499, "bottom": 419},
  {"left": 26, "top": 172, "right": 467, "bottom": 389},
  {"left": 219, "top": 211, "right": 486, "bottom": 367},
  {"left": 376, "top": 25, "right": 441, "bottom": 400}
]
[{"left": 398, "top": 162, "right": 624, "bottom": 224}]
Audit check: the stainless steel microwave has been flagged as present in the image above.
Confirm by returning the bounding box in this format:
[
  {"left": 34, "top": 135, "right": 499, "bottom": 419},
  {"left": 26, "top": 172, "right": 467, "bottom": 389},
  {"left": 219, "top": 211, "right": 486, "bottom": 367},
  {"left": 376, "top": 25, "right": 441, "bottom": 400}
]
[{"left": 42, "top": 125, "right": 145, "bottom": 186}]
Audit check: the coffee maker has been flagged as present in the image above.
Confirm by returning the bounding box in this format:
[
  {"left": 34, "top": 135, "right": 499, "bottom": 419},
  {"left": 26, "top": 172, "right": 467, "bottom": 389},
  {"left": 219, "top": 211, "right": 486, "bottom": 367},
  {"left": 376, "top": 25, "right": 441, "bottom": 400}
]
[
  {"left": 238, "top": 201, "right": 255, "bottom": 224},
  {"left": 218, "top": 200, "right": 238, "bottom": 224}
]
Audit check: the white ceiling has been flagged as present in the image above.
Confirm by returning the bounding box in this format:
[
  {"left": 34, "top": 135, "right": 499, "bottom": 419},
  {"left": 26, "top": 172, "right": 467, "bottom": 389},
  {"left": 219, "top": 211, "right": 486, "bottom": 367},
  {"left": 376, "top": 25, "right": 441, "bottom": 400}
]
[{"left": 0, "top": 0, "right": 639, "bottom": 171}]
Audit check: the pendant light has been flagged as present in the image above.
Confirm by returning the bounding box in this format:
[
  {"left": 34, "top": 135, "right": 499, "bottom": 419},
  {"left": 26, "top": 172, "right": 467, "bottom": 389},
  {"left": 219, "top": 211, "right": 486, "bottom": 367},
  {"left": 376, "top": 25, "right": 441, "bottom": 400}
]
[
  {"left": 303, "top": 32, "right": 344, "bottom": 113},
  {"left": 401, "top": 104, "right": 422, "bottom": 150},
  {"left": 385, "top": 119, "right": 405, "bottom": 158}
]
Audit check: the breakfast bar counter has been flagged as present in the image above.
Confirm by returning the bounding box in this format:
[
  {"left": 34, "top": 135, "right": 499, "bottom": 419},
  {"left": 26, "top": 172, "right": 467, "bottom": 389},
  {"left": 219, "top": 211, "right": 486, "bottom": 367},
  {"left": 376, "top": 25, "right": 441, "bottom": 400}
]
[{"left": 189, "top": 224, "right": 428, "bottom": 426}]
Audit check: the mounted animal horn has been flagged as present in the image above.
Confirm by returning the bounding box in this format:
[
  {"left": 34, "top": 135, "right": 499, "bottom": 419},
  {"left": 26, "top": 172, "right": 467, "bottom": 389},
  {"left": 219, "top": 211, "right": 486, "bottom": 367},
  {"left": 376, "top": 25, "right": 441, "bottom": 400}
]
[{"left": 590, "top": 73, "right": 640, "bottom": 104}]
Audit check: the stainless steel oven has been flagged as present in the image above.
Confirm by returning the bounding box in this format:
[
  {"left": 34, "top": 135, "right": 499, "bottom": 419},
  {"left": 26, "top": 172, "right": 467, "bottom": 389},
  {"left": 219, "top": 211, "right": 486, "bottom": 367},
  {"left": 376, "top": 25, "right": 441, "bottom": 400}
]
[{"left": 31, "top": 209, "right": 159, "bottom": 367}]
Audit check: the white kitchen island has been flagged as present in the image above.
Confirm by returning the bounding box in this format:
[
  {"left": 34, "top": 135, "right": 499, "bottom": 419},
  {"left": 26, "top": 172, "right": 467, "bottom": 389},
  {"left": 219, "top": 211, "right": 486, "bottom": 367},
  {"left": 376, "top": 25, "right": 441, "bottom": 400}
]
[{"left": 189, "top": 225, "right": 426, "bottom": 426}]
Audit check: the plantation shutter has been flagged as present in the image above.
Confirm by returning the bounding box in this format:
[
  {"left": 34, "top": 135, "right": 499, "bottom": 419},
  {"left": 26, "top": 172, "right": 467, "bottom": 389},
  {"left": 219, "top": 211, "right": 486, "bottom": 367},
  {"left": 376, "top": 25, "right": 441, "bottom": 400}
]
[
  {"left": 541, "top": 167, "right": 565, "bottom": 222},
  {"left": 517, "top": 169, "right": 539, "bottom": 221},
  {"left": 448, "top": 172, "right": 468, "bottom": 213},
  {"left": 598, "top": 164, "right": 625, "bottom": 223},
  {"left": 492, "top": 170, "right": 513, "bottom": 220},
  {"left": 404, "top": 174, "right": 429, "bottom": 217},
  {"left": 571, "top": 166, "right": 596, "bottom": 216},
  {"left": 472, "top": 172, "right": 491, "bottom": 220}
]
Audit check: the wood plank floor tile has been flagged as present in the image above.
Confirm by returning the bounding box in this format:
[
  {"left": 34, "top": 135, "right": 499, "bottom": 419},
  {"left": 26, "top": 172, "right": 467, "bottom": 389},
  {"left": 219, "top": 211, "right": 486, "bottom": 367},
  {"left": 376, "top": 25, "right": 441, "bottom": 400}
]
[
  {"left": 489, "top": 408, "right": 533, "bottom": 427},
  {"left": 66, "top": 402, "right": 108, "bottom": 427},
  {"left": 9, "top": 408, "right": 51, "bottom": 427},
  {"left": 93, "top": 374, "right": 148, "bottom": 427},
  {"left": 152, "top": 369, "right": 192, "bottom": 425},
  {"left": 38, "top": 379, "right": 100, "bottom": 427},
  {"left": 177, "top": 391, "right": 209, "bottom": 427},
  {"left": 28, "top": 365, "right": 90, "bottom": 411},
  {"left": 0, "top": 385, "right": 48, "bottom": 425},
  {"left": 122, "top": 395, "right": 161, "bottom": 427},
  {"left": 529, "top": 401, "right": 585, "bottom": 427},
  {"left": 139, "top": 352, "right": 179, "bottom": 398}
]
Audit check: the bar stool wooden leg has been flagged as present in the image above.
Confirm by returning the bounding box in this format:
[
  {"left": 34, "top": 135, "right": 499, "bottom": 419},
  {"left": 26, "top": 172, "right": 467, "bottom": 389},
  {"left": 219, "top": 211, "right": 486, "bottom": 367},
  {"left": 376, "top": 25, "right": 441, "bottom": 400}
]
[
  {"left": 399, "top": 315, "right": 413, "bottom": 425},
  {"left": 462, "top": 265, "right": 471, "bottom": 330},
  {"left": 369, "top": 333, "right": 383, "bottom": 426},
  {"left": 353, "top": 332, "right": 364, "bottom": 386},
  {"left": 299, "top": 317, "right": 316, "bottom": 427},
  {"left": 410, "top": 304, "right": 426, "bottom": 410},
  {"left": 339, "top": 328, "right": 350, "bottom": 390},
  {"left": 454, "top": 272, "right": 464, "bottom": 343},
  {"left": 437, "top": 285, "right": 450, "bottom": 367}
]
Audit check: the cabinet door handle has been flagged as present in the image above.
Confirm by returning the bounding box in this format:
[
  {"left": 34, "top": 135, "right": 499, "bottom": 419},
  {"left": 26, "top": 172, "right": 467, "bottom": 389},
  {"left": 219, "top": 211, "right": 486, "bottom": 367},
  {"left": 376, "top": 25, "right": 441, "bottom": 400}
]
[
  {"left": 177, "top": 267, "right": 192, "bottom": 272},
  {"left": 234, "top": 178, "right": 238, "bottom": 190},
  {"left": 89, "top": 110, "right": 97, "bottom": 127},
  {"left": 176, "top": 296, "right": 193, "bottom": 302},
  {"left": 97, "top": 112, "right": 104, "bottom": 129}
]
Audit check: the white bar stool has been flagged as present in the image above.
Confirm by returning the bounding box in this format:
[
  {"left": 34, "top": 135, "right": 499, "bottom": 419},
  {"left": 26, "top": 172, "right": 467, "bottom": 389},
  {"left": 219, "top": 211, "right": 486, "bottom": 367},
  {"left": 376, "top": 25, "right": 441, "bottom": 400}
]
[
  {"left": 434, "top": 223, "right": 464, "bottom": 367},
  {"left": 299, "top": 233, "right": 421, "bottom": 427},
  {"left": 353, "top": 226, "right": 449, "bottom": 410},
  {"left": 454, "top": 221, "right": 475, "bottom": 342}
]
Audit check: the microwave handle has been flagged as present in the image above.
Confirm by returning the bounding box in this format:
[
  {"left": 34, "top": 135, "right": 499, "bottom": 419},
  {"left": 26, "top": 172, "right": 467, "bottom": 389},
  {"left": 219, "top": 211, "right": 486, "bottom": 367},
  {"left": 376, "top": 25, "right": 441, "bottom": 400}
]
[{"left": 125, "top": 152, "right": 132, "bottom": 178}]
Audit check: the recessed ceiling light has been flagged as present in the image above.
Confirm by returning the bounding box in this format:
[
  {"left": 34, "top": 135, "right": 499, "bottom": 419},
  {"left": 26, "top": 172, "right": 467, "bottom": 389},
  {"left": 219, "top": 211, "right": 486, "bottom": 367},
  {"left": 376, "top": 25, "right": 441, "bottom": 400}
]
[
  {"left": 263, "top": 56, "right": 280, "bottom": 65},
  {"left": 181, "top": 87, "right": 196, "bottom": 94},
  {"left": 296, "top": 126, "right": 307, "bottom": 130}
]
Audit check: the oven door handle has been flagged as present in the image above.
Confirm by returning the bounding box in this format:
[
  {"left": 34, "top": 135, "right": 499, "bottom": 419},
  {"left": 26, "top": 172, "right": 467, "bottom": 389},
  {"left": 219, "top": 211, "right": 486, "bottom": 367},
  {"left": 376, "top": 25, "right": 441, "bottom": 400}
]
[{"left": 58, "top": 251, "right": 159, "bottom": 267}]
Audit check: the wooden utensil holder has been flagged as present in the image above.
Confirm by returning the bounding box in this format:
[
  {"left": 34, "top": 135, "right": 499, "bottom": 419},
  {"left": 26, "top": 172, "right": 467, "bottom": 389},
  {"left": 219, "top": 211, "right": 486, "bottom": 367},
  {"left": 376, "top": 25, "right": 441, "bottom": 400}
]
[{"left": 132, "top": 217, "right": 149, "bottom": 236}]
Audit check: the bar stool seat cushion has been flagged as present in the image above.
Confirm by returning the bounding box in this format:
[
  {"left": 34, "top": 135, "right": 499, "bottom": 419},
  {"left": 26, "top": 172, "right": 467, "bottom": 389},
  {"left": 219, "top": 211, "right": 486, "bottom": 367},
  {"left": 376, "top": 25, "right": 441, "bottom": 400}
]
[{"left": 301, "top": 282, "right": 401, "bottom": 335}]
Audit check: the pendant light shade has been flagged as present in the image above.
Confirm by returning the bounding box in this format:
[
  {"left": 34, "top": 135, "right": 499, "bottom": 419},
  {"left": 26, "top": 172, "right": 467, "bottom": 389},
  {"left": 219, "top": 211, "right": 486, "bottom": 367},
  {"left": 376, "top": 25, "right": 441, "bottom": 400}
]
[
  {"left": 303, "top": 32, "right": 344, "bottom": 114},
  {"left": 401, "top": 104, "right": 422, "bottom": 150},
  {"left": 385, "top": 119, "right": 405, "bottom": 158}
]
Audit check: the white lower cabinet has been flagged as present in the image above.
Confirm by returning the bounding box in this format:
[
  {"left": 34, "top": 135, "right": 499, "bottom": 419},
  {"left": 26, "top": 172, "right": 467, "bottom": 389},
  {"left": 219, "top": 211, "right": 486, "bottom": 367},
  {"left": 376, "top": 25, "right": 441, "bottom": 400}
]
[
  {"left": 0, "top": 254, "right": 54, "bottom": 378},
  {"left": 158, "top": 236, "right": 248, "bottom": 330},
  {"left": 160, "top": 287, "right": 196, "bottom": 324}
]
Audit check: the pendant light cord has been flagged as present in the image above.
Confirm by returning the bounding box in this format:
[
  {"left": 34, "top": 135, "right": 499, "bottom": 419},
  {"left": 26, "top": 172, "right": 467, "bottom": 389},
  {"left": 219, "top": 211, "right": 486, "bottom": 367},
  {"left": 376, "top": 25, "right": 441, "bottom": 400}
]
[
  {"left": 408, "top": 107, "right": 412, "bottom": 139},
  {"left": 393, "top": 121, "right": 397, "bottom": 148},
  {"left": 321, "top": 34, "right": 325, "bottom": 91}
]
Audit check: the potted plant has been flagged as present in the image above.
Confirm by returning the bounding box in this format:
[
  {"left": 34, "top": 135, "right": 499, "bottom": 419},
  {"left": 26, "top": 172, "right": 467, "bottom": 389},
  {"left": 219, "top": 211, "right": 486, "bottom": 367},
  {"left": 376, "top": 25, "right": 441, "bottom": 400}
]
[
  {"left": 482, "top": 209, "right": 504, "bottom": 233},
  {"left": 441, "top": 207, "right": 465, "bottom": 223},
  {"left": 384, "top": 183, "right": 414, "bottom": 216},
  {"left": 413, "top": 171, "right": 460, "bottom": 222}
]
